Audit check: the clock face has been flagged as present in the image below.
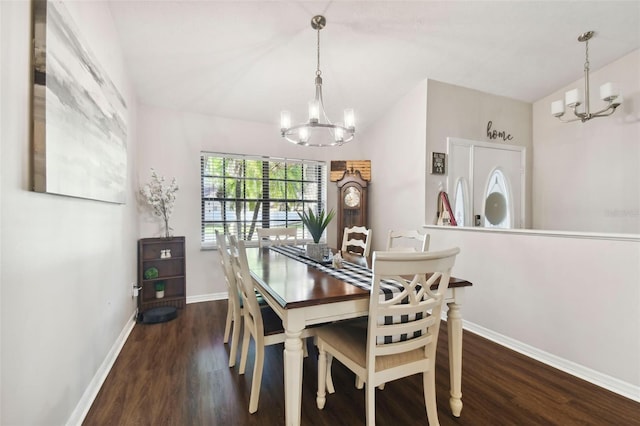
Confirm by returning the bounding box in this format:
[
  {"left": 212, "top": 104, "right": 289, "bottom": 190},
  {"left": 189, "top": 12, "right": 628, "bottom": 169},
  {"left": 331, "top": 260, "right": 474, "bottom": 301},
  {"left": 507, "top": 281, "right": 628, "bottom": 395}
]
[{"left": 344, "top": 187, "right": 361, "bottom": 208}]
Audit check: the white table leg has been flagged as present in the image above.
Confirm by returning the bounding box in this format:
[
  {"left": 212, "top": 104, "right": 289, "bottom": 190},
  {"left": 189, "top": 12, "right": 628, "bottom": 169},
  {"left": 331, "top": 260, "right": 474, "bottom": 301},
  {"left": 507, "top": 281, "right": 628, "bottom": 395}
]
[
  {"left": 284, "top": 328, "right": 304, "bottom": 426},
  {"left": 447, "top": 301, "right": 463, "bottom": 417}
]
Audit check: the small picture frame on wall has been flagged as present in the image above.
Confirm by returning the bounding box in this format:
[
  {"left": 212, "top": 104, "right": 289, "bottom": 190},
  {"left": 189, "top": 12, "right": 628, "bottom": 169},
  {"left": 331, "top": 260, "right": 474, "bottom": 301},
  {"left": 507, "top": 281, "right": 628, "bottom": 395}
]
[{"left": 430, "top": 152, "right": 446, "bottom": 175}]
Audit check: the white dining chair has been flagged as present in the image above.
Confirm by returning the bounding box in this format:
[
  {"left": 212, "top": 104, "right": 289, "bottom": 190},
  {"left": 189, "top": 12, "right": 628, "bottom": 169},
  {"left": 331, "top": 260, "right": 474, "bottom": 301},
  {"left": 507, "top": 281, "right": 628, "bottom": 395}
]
[
  {"left": 341, "top": 226, "right": 372, "bottom": 267},
  {"left": 217, "top": 230, "right": 243, "bottom": 368},
  {"left": 228, "top": 236, "right": 313, "bottom": 414},
  {"left": 315, "top": 248, "right": 460, "bottom": 426},
  {"left": 386, "top": 229, "right": 430, "bottom": 252},
  {"left": 219, "top": 230, "right": 269, "bottom": 368},
  {"left": 257, "top": 227, "right": 297, "bottom": 247}
]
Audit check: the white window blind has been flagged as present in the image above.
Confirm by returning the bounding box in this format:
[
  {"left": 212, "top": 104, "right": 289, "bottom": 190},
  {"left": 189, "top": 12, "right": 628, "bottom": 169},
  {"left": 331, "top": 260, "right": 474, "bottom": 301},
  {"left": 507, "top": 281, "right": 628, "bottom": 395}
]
[{"left": 200, "top": 152, "right": 328, "bottom": 248}]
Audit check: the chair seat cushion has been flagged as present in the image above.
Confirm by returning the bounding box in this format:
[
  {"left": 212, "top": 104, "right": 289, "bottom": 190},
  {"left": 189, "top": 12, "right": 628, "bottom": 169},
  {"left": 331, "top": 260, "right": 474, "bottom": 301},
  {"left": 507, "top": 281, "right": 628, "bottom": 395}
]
[
  {"left": 238, "top": 290, "right": 268, "bottom": 308},
  {"left": 316, "top": 320, "right": 427, "bottom": 372},
  {"left": 260, "top": 305, "right": 285, "bottom": 336}
]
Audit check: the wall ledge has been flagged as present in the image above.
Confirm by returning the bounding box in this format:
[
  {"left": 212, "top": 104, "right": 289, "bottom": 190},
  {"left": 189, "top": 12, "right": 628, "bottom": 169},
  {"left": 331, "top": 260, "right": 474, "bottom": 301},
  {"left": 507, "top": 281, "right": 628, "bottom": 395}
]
[{"left": 425, "top": 225, "right": 640, "bottom": 242}]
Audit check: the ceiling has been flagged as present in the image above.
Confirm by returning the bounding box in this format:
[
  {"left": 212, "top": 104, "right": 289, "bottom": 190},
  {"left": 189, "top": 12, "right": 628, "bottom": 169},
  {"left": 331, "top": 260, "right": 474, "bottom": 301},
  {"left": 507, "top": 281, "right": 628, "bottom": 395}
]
[{"left": 107, "top": 1, "right": 640, "bottom": 132}]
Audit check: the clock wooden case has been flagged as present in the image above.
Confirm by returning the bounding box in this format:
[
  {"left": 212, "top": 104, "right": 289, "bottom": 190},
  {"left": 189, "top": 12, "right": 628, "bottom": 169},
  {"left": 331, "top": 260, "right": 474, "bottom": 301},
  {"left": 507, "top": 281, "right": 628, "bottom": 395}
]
[{"left": 336, "top": 170, "right": 368, "bottom": 249}]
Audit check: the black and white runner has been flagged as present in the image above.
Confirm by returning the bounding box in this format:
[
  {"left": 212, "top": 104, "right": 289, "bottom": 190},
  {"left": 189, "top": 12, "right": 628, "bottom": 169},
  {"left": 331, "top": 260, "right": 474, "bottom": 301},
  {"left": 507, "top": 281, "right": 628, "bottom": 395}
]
[{"left": 269, "top": 245, "right": 405, "bottom": 298}]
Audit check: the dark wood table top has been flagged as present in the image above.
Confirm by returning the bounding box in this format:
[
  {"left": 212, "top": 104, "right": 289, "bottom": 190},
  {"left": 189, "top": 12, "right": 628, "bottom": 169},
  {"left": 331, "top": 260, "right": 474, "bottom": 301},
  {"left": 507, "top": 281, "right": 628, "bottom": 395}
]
[{"left": 246, "top": 247, "right": 472, "bottom": 310}]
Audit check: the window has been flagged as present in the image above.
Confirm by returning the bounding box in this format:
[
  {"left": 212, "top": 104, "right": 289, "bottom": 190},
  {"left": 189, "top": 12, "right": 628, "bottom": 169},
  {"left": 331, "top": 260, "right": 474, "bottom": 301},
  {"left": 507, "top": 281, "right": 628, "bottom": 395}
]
[
  {"left": 200, "top": 152, "right": 328, "bottom": 247},
  {"left": 453, "top": 177, "right": 469, "bottom": 227},
  {"left": 483, "top": 168, "right": 512, "bottom": 229}
]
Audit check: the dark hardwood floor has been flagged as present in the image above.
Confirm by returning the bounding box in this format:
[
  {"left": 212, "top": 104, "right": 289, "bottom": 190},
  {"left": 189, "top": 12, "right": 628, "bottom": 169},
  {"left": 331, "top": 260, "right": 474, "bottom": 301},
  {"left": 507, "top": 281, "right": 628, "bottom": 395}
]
[{"left": 83, "top": 301, "right": 640, "bottom": 425}]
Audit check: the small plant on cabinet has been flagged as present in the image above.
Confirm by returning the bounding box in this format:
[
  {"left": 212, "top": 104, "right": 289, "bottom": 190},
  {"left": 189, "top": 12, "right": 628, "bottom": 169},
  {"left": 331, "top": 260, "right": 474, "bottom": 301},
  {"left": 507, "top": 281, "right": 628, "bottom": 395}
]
[{"left": 155, "top": 281, "right": 166, "bottom": 299}]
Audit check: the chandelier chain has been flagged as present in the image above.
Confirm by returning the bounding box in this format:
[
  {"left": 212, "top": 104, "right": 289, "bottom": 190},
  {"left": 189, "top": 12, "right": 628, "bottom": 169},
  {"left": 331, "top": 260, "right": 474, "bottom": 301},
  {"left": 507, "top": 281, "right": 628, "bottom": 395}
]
[
  {"left": 584, "top": 38, "right": 590, "bottom": 72},
  {"left": 316, "top": 28, "right": 321, "bottom": 76}
]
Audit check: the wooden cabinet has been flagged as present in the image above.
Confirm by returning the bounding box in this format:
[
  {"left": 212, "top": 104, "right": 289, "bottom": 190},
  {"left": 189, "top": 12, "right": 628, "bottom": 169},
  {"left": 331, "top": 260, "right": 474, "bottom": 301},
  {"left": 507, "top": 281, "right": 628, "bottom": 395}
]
[{"left": 138, "top": 237, "right": 186, "bottom": 314}]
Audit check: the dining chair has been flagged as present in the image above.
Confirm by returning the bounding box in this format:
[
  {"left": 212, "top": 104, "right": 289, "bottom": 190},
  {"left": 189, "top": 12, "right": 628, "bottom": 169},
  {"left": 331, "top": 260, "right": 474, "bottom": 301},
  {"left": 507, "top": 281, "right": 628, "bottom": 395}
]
[
  {"left": 341, "top": 226, "right": 372, "bottom": 267},
  {"left": 257, "top": 227, "right": 298, "bottom": 247},
  {"left": 386, "top": 229, "right": 430, "bottom": 252},
  {"left": 217, "top": 230, "right": 243, "bottom": 368},
  {"left": 218, "top": 230, "right": 269, "bottom": 368},
  {"left": 315, "top": 248, "right": 460, "bottom": 426},
  {"left": 228, "top": 236, "right": 313, "bottom": 414}
]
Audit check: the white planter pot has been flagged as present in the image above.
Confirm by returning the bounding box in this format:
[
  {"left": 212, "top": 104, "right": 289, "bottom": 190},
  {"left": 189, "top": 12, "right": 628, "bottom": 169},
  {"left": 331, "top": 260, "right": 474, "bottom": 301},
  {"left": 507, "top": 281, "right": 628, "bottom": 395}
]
[{"left": 156, "top": 290, "right": 165, "bottom": 299}]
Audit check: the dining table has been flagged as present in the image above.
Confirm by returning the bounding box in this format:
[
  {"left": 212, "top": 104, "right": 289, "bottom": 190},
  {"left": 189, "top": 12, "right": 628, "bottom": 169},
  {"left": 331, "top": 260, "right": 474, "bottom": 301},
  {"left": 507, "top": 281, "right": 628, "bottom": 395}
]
[{"left": 245, "top": 245, "right": 473, "bottom": 426}]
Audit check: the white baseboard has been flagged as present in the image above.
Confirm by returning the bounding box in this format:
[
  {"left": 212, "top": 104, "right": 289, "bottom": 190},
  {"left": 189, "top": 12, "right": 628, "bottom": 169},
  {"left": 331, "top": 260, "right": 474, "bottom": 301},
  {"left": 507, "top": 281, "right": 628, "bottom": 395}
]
[
  {"left": 65, "top": 311, "right": 137, "bottom": 426},
  {"left": 187, "top": 292, "right": 227, "bottom": 304},
  {"left": 462, "top": 320, "right": 640, "bottom": 403},
  {"left": 66, "top": 293, "right": 229, "bottom": 425}
]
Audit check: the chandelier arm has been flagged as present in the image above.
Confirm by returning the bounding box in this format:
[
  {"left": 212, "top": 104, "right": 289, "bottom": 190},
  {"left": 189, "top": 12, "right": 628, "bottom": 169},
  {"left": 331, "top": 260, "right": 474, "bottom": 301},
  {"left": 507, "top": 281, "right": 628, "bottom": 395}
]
[
  {"left": 556, "top": 114, "right": 584, "bottom": 123},
  {"left": 589, "top": 104, "right": 619, "bottom": 118},
  {"left": 569, "top": 105, "right": 587, "bottom": 120},
  {"left": 282, "top": 122, "right": 353, "bottom": 133},
  {"left": 283, "top": 133, "right": 355, "bottom": 147}
]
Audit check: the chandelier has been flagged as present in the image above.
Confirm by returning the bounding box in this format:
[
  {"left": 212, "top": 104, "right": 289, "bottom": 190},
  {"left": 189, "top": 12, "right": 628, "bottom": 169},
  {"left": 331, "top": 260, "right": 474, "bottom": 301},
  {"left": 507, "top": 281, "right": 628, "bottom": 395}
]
[
  {"left": 551, "top": 31, "right": 623, "bottom": 123},
  {"left": 280, "top": 15, "right": 355, "bottom": 146}
]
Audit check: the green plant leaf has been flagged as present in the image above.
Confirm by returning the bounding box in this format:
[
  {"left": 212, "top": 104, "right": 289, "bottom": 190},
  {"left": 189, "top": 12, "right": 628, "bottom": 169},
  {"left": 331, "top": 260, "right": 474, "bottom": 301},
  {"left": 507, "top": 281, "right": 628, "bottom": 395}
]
[{"left": 298, "top": 207, "right": 335, "bottom": 243}]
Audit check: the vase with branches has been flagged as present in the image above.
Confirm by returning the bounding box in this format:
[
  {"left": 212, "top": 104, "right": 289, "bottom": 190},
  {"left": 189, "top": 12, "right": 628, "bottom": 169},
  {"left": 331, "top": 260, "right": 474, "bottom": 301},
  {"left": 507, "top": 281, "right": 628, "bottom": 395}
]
[{"left": 140, "top": 169, "right": 179, "bottom": 238}]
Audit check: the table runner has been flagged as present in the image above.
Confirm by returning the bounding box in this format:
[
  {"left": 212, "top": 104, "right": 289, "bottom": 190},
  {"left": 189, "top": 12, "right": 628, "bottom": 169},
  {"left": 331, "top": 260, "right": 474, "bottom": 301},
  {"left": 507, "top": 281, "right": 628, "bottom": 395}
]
[
  {"left": 269, "top": 245, "right": 405, "bottom": 298},
  {"left": 269, "top": 245, "right": 428, "bottom": 344}
]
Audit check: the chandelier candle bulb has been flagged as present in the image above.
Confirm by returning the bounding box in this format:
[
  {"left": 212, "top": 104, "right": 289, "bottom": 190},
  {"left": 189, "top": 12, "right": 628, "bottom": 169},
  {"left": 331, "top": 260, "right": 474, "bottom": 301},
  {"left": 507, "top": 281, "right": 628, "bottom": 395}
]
[
  {"left": 551, "top": 100, "right": 565, "bottom": 117},
  {"left": 299, "top": 127, "right": 309, "bottom": 143},
  {"left": 334, "top": 126, "right": 344, "bottom": 143},
  {"left": 565, "top": 88, "right": 583, "bottom": 107},
  {"left": 308, "top": 100, "right": 320, "bottom": 123},
  {"left": 599, "top": 82, "right": 618, "bottom": 101},
  {"left": 280, "top": 111, "right": 291, "bottom": 130},
  {"left": 344, "top": 109, "right": 355, "bottom": 129}
]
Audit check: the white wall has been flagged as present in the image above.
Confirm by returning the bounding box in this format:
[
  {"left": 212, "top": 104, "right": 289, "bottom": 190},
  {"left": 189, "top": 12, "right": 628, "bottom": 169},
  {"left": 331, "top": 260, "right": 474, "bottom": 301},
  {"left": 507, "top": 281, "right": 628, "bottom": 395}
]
[
  {"left": 362, "top": 75, "right": 639, "bottom": 398},
  {"left": 136, "top": 105, "right": 363, "bottom": 299},
  {"left": 1, "top": 2, "right": 139, "bottom": 424},
  {"left": 427, "top": 227, "right": 640, "bottom": 399},
  {"left": 532, "top": 49, "right": 640, "bottom": 234},
  {"left": 359, "top": 79, "right": 428, "bottom": 250},
  {"left": 425, "top": 79, "right": 533, "bottom": 228}
]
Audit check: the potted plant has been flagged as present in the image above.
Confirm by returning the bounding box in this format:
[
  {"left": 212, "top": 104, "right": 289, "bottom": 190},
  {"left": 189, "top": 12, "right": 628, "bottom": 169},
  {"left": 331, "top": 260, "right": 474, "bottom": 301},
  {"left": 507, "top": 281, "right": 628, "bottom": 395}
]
[
  {"left": 298, "top": 207, "right": 335, "bottom": 261},
  {"left": 155, "top": 281, "right": 166, "bottom": 299}
]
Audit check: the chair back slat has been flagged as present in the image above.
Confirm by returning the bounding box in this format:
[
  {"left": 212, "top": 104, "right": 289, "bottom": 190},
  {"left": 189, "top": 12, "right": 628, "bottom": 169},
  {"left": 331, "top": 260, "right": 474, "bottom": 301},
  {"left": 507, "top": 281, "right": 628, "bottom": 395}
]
[
  {"left": 386, "top": 229, "right": 430, "bottom": 252},
  {"left": 341, "top": 226, "right": 372, "bottom": 260},
  {"left": 257, "top": 227, "right": 297, "bottom": 247}
]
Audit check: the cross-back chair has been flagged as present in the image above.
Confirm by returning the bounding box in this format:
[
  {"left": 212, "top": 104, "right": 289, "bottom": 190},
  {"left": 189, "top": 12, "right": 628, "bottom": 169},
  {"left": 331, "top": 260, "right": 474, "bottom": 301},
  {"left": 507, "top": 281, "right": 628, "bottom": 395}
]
[
  {"left": 315, "top": 248, "right": 460, "bottom": 426},
  {"left": 257, "top": 227, "right": 297, "bottom": 247}
]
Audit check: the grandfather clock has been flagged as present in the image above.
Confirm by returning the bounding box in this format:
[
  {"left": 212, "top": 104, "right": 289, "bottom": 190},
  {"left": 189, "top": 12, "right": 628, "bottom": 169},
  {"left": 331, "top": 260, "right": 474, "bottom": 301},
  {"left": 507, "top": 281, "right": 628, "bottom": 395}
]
[{"left": 336, "top": 169, "right": 368, "bottom": 249}]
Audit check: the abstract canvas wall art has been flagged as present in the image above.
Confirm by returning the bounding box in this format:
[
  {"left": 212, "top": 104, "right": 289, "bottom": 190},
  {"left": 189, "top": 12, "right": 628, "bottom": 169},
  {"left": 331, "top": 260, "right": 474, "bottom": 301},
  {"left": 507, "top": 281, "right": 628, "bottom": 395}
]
[{"left": 32, "top": 0, "right": 127, "bottom": 204}]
